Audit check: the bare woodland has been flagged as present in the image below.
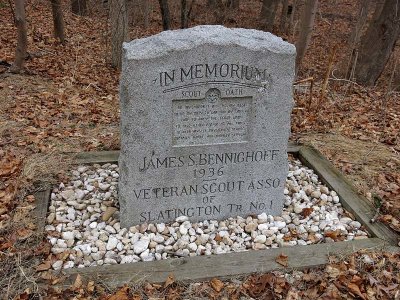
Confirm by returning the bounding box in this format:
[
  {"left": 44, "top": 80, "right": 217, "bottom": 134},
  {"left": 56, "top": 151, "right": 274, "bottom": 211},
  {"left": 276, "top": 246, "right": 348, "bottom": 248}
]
[
  {"left": 7, "top": 0, "right": 400, "bottom": 86},
  {"left": 1, "top": 0, "right": 399, "bottom": 299}
]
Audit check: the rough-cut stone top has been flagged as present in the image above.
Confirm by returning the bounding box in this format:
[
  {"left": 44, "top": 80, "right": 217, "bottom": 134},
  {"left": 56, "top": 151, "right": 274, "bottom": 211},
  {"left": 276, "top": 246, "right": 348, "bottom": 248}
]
[{"left": 123, "top": 25, "right": 296, "bottom": 60}]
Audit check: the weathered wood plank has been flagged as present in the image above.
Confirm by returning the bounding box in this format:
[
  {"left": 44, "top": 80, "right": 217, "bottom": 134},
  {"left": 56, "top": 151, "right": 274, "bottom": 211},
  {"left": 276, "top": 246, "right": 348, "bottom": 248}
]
[
  {"left": 62, "top": 238, "right": 386, "bottom": 287},
  {"left": 73, "top": 150, "right": 119, "bottom": 164},
  {"left": 386, "top": 245, "right": 400, "bottom": 253},
  {"left": 288, "top": 141, "right": 300, "bottom": 153},
  {"left": 299, "top": 146, "right": 399, "bottom": 245},
  {"left": 33, "top": 189, "right": 51, "bottom": 232},
  {"left": 71, "top": 142, "right": 300, "bottom": 165}
]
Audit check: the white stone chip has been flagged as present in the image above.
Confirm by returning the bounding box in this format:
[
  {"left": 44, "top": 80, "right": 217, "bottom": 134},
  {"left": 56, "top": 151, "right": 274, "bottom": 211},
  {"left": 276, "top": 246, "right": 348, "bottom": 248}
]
[
  {"left": 133, "top": 238, "right": 150, "bottom": 254},
  {"left": 47, "top": 159, "right": 370, "bottom": 270}
]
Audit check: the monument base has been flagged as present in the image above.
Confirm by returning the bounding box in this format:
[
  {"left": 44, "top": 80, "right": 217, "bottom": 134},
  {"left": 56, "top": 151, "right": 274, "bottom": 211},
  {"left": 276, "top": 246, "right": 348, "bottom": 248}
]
[{"left": 33, "top": 143, "right": 399, "bottom": 288}]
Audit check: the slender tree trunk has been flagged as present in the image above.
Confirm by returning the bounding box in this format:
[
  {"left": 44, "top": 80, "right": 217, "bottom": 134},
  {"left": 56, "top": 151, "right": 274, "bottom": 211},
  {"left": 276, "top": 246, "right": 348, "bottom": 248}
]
[
  {"left": 181, "top": 0, "right": 188, "bottom": 28},
  {"left": 71, "top": 0, "right": 87, "bottom": 15},
  {"left": 10, "top": 0, "right": 27, "bottom": 73},
  {"left": 214, "top": 0, "right": 225, "bottom": 24},
  {"left": 207, "top": 0, "right": 216, "bottom": 7},
  {"left": 50, "top": 0, "right": 66, "bottom": 44},
  {"left": 110, "top": 0, "right": 128, "bottom": 68},
  {"left": 370, "top": 0, "right": 385, "bottom": 24},
  {"left": 260, "top": 0, "right": 279, "bottom": 32},
  {"left": 143, "top": 0, "right": 149, "bottom": 28},
  {"left": 288, "top": 0, "right": 297, "bottom": 35},
  {"left": 158, "top": 0, "right": 171, "bottom": 30},
  {"left": 348, "top": 0, "right": 370, "bottom": 46},
  {"left": 279, "top": 0, "right": 288, "bottom": 33},
  {"left": 355, "top": 0, "right": 399, "bottom": 85},
  {"left": 295, "top": 0, "right": 318, "bottom": 74},
  {"left": 130, "top": 0, "right": 139, "bottom": 25},
  {"left": 227, "top": 0, "right": 239, "bottom": 8},
  {"left": 340, "top": 0, "right": 370, "bottom": 79}
]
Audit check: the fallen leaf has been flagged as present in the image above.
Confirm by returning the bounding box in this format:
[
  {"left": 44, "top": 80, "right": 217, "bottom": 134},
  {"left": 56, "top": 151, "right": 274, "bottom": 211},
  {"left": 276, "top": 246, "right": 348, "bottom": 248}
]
[
  {"left": 87, "top": 280, "right": 95, "bottom": 293},
  {"left": 108, "top": 285, "right": 130, "bottom": 300},
  {"left": 51, "top": 276, "right": 66, "bottom": 285},
  {"left": 72, "top": 274, "right": 82, "bottom": 290},
  {"left": 326, "top": 265, "right": 341, "bottom": 279},
  {"left": 132, "top": 293, "right": 142, "bottom": 300},
  {"left": 0, "top": 153, "right": 21, "bottom": 178},
  {"left": 302, "top": 273, "right": 317, "bottom": 282},
  {"left": 214, "top": 234, "right": 222, "bottom": 242},
  {"left": 144, "top": 282, "right": 156, "bottom": 294},
  {"left": 40, "top": 271, "right": 55, "bottom": 281},
  {"left": 378, "top": 283, "right": 399, "bottom": 294},
  {"left": 164, "top": 274, "right": 175, "bottom": 288},
  {"left": 0, "top": 240, "right": 13, "bottom": 251},
  {"left": 301, "top": 207, "right": 314, "bottom": 217},
  {"left": 308, "top": 233, "right": 317, "bottom": 243},
  {"left": 16, "top": 227, "right": 33, "bottom": 240},
  {"left": 36, "top": 261, "right": 51, "bottom": 271},
  {"left": 275, "top": 253, "right": 288, "bottom": 267},
  {"left": 325, "top": 230, "right": 341, "bottom": 241},
  {"left": 347, "top": 282, "right": 366, "bottom": 299},
  {"left": 285, "top": 288, "right": 300, "bottom": 299},
  {"left": 320, "top": 284, "right": 341, "bottom": 300},
  {"left": 246, "top": 275, "right": 274, "bottom": 298},
  {"left": 25, "top": 195, "right": 35, "bottom": 203},
  {"left": 210, "top": 278, "right": 224, "bottom": 292},
  {"left": 368, "top": 274, "right": 379, "bottom": 286}
]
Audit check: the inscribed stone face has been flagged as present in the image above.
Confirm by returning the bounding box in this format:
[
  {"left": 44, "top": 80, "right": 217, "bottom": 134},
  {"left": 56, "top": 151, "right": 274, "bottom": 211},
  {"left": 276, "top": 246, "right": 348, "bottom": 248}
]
[{"left": 119, "top": 25, "right": 296, "bottom": 227}]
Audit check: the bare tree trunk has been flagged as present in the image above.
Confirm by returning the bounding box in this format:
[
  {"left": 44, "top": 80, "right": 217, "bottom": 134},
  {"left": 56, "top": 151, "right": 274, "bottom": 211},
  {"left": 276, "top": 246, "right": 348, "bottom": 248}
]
[
  {"left": 214, "top": 0, "right": 226, "bottom": 24},
  {"left": 349, "top": 0, "right": 370, "bottom": 46},
  {"left": 143, "top": 0, "right": 150, "bottom": 28},
  {"left": 339, "top": 0, "right": 370, "bottom": 79},
  {"left": 355, "top": 0, "right": 400, "bottom": 85},
  {"left": 50, "top": 0, "right": 66, "bottom": 44},
  {"left": 180, "top": 0, "right": 195, "bottom": 28},
  {"left": 370, "top": 0, "right": 385, "bottom": 24},
  {"left": 207, "top": 0, "right": 216, "bottom": 7},
  {"left": 227, "top": 0, "right": 239, "bottom": 8},
  {"left": 279, "top": 0, "right": 288, "bottom": 33},
  {"left": 130, "top": 0, "right": 139, "bottom": 26},
  {"left": 158, "top": 0, "right": 171, "bottom": 30},
  {"left": 288, "top": 0, "right": 297, "bottom": 35},
  {"left": 295, "top": 0, "right": 318, "bottom": 74},
  {"left": 10, "top": 0, "right": 27, "bottom": 73},
  {"left": 8, "top": 0, "right": 16, "bottom": 23},
  {"left": 71, "top": 0, "right": 87, "bottom": 15},
  {"left": 260, "top": 0, "right": 279, "bottom": 32},
  {"left": 110, "top": 0, "right": 128, "bottom": 68},
  {"left": 181, "top": 0, "right": 187, "bottom": 28}
]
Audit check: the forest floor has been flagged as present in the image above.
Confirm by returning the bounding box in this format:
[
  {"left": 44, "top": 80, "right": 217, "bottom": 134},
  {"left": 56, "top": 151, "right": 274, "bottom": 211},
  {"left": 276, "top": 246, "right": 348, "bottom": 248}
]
[{"left": 0, "top": 0, "right": 399, "bottom": 299}]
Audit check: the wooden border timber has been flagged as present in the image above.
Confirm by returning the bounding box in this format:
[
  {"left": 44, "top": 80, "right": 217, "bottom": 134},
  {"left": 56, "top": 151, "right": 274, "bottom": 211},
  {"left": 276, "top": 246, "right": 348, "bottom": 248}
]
[
  {"left": 298, "top": 146, "right": 398, "bottom": 245},
  {"left": 62, "top": 238, "right": 388, "bottom": 288},
  {"left": 33, "top": 143, "right": 399, "bottom": 287},
  {"left": 73, "top": 150, "right": 120, "bottom": 165},
  {"left": 34, "top": 189, "right": 51, "bottom": 233}
]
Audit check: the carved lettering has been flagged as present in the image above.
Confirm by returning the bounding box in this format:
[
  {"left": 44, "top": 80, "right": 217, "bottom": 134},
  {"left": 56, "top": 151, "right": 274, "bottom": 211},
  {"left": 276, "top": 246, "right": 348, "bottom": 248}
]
[
  {"left": 158, "top": 63, "right": 269, "bottom": 87},
  {"left": 173, "top": 88, "right": 251, "bottom": 146}
]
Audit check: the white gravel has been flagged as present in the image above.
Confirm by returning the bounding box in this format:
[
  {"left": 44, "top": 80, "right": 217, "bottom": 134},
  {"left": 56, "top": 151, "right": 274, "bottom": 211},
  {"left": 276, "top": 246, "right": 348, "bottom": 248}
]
[{"left": 46, "top": 160, "right": 369, "bottom": 270}]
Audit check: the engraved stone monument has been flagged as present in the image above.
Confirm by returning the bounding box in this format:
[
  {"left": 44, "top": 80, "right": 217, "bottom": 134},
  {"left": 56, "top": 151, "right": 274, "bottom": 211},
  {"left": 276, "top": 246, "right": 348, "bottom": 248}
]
[{"left": 119, "top": 25, "right": 296, "bottom": 227}]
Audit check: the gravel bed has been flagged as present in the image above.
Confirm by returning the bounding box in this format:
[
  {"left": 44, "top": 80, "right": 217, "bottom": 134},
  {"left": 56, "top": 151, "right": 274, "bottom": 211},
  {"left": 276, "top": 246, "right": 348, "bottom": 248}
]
[{"left": 45, "top": 159, "right": 369, "bottom": 270}]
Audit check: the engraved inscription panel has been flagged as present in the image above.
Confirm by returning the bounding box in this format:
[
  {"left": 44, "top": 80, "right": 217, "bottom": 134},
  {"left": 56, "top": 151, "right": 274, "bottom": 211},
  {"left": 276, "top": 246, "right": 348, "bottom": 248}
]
[{"left": 173, "top": 89, "right": 251, "bottom": 146}]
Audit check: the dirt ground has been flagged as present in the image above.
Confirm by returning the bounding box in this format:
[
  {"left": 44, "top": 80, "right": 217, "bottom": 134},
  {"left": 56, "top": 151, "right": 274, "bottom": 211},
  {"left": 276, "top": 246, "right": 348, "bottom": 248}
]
[{"left": 0, "top": 0, "right": 399, "bottom": 299}]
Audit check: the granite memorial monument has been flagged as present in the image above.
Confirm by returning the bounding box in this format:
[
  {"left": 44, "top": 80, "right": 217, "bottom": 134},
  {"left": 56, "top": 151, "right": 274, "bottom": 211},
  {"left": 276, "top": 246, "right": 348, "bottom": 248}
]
[{"left": 119, "top": 25, "right": 296, "bottom": 227}]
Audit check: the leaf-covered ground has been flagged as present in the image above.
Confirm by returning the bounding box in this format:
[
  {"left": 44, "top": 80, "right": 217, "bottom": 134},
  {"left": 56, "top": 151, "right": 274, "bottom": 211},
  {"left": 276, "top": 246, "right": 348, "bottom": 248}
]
[{"left": 0, "top": 0, "right": 399, "bottom": 299}]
